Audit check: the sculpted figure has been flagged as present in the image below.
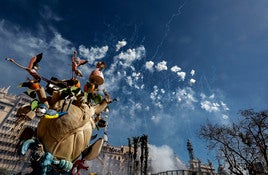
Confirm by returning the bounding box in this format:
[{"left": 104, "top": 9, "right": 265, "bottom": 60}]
[{"left": 8, "top": 53, "right": 113, "bottom": 174}]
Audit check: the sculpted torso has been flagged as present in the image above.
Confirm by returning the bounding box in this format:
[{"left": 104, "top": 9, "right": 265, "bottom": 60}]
[{"left": 36, "top": 87, "right": 109, "bottom": 162}]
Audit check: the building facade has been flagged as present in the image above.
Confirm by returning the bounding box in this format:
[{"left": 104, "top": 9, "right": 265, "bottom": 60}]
[
  {"left": 0, "top": 87, "right": 40, "bottom": 174},
  {"left": 89, "top": 144, "right": 133, "bottom": 175}
]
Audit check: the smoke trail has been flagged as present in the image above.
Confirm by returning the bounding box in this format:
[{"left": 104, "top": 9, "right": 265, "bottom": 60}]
[{"left": 152, "top": 0, "right": 188, "bottom": 60}]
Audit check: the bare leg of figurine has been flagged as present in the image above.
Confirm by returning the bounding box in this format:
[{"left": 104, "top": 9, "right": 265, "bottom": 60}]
[{"left": 36, "top": 87, "right": 49, "bottom": 108}]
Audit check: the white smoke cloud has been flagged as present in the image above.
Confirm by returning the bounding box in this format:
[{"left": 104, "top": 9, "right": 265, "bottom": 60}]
[
  {"left": 200, "top": 93, "right": 206, "bottom": 99},
  {"left": 149, "top": 144, "right": 186, "bottom": 174},
  {"left": 177, "top": 71, "right": 186, "bottom": 81},
  {"left": 103, "top": 45, "right": 146, "bottom": 94},
  {"left": 189, "top": 78, "right": 196, "bottom": 86},
  {"left": 170, "top": 65, "right": 181, "bottom": 72},
  {"left": 117, "top": 46, "right": 145, "bottom": 61},
  {"left": 200, "top": 100, "right": 220, "bottom": 112},
  {"left": 209, "top": 94, "right": 215, "bottom": 99},
  {"left": 221, "top": 101, "right": 230, "bottom": 111},
  {"left": 115, "top": 40, "right": 127, "bottom": 51},
  {"left": 155, "top": 60, "right": 168, "bottom": 71},
  {"left": 190, "top": 69, "right": 195, "bottom": 76},
  {"left": 174, "top": 87, "right": 197, "bottom": 109},
  {"left": 145, "top": 61, "right": 154, "bottom": 72},
  {"left": 150, "top": 86, "right": 159, "bottom": 101},
  {"left": 200, "top": 93, "right": 230, "bottom": 114},
  {"left": 85, "top": 144, "right": 186, "bottom": 175},
  {"left": 126, "top": 76, "right": 134, "bottom": 87},
  {"left": 222, "top": 114, "right": 229, "bottom": 119},
  {"left": 125, "top": 71, "right": 144, "bottom": 89},
  {"left": 0, "top": 20, "right": 75, "bottom": 87},
  {"left": 151, "top": 115, "right": 162, "bottom": 124},
  {"left": 150, "top": 85, "right": 166, "bottom": 109},
  {"left": 128, "top": 100, "right": 143, "bottom": 117}
]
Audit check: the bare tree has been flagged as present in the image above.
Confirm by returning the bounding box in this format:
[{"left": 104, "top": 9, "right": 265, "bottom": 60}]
[{"left": 199, "top": 109, "right": 268, "bottom": 175}]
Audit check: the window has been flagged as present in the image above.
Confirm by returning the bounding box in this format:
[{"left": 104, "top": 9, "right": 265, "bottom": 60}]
[
  {"left": 0, "top": 105, "right": 5, "bottom": 110},
  {"left": 18, "top": 102, "right": 24, "bottom": 106},
  {"left": 21, "top": 98, "right": 31, "bottom": 103}
]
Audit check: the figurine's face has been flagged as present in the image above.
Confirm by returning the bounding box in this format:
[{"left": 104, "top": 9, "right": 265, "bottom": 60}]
[{"left": 36, "top": 105, "right": 47, "bottom": 117}]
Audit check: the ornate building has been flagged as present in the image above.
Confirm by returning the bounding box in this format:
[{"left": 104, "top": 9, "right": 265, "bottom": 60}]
[
  {"left": 0, "top": 87, "right": 40, "bottom": 174},
  {"left": 88, "top": 144, "right": 133, "bottom": 175}
]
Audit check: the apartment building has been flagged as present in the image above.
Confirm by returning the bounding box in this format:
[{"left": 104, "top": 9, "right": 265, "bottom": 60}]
[{"left": 0, "top": 87, "right": 40, "bottom": 174}]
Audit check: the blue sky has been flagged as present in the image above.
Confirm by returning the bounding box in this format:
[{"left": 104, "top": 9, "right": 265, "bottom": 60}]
[{"left": 1, "top": 0, "right": 268, "bottom": 172}]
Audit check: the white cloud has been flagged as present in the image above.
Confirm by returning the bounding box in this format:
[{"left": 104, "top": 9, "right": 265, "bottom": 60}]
[
  {"left": 0, "top": 20, "right": 75, "bottom": 81},
  {"left": 17, "top": 36, "right": 47, "bottom": 50},
  {"left": 78, "top": 45, "right": 109, "bottom": 64},
  {"left": 49, "top": 32, "right": 73, "bottom": 54},
  {"left": 115, "top": 40, "right": 127, "bottom": 51},
  {"left": 155, "top": 60, "right": 168, "bottom": 71},
  {"left": 145, "top": 61, "right": 154, "bottom": 72},
  {"left": 170, "top": 65, "right": 181, "bottom": 73},
  {"left": 40, "top": 5, "right": 62, "bottom": 21},
  {"left": 177, "top": 71, "right": 186, "bottom": 81}
]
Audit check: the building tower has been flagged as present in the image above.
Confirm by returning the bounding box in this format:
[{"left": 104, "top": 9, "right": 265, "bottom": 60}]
[
  {"left": 187, "top": 139, "right": 202, "bottom": 173},
  {"left": 187, "top": 139, "right": 194, "bottom": 160},
  {"left": 186, "top": 139, "right": 215, "bottom": 175}
]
